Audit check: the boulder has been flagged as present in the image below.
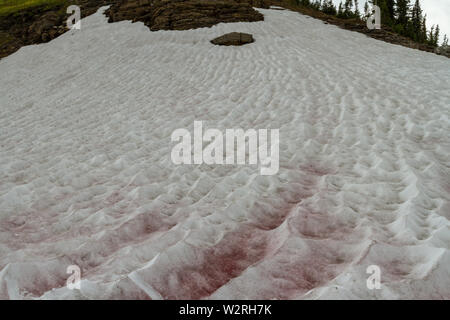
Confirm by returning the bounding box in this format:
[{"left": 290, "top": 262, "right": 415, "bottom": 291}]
[{"left": 210, "top": 32, "right": 254, "bottom": 46}]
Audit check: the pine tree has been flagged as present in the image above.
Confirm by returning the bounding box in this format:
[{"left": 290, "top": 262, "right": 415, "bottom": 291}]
[
  {"left": 300, "top": 0, "right": 312, "bottom": 7},
  {"left": 434, "top": 25, "right": 440, "bottom": 46},
  {"left": 354, "top": 0, "right": 360, "bottom": 18},
  {"left": 396, "top": 0, "right": 411, "bottom": 26},
  {"left": 411, "top": 0, "right": 423, "bottom": 42},
  {"left": 385, "top": 0, "right": 395, "bottom": 20},
  {"left": 428, "top": 25, "right": 435, "bottom": 46},
  {"left": 312, "top": 0, "right": 322, "bottom": 10},
  {"left": 363, "top": 0, "right": 370, "bottom": 20},
  {"left": 443, "top": 34, "right": 449, "bottom": 47},
  {"left": 321, "top": 0, "right": 337, "bottom": 15},
  {"left": 421, "top": 15, "right": 427, "bottom": 43},
  {"left": 338, "top": 1, "right": 344, "bottom": 17},
  {"left": 344, "top": 0, "right": 353, "bottom": 18}
]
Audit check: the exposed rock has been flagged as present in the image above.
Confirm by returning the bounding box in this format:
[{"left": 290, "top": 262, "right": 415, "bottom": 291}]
[
  {"left": 0, "top": 0, "right": 119, "bottom": 59},
  {"left": 28, "top": 12, "right": 64, "bottom": 42},
  {"left": 235, "top": 0, "right": 270, "bottom": 8},
  {"left": 106, "top": 0, "right": 266, "bottom": 31},
  {"left": 2, "top": 0, "right": 448, "bottom": 60},
  {"left": 211, "top": 32, "right": 254, "bottom": 45}
]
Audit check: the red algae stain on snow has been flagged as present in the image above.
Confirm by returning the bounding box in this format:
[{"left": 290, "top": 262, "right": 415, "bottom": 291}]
[
  {"left": 247, "top": 199, "right": 299, "bottom": 231},
  {"left": 247, "top": 165, "right": 326, "bottom": 231},
  {"left": 0, "top": 163, "right": 358, "bottom": 299},
  {"left": 147, "top": 164, "right": 358, "bottom": 299},
  {"left": 288, "top": 207, "right": 353, "bottom": 240},
  {"left": 0, "top": 209, "right": 58, "bottom": 248},
  {"left": 265, "top": 243, "right": 349, "bottom": 299},
  {"left": 24, "top": 274, "right": 68, "bottom": 299},
  {"left": 241, "top": 163, "right": 360, "bottom": 299},
  {"left": 300, "top": 163, "right": 332, "bottom": 177},
  {"left": 146, "top": 224, "right": 274, "bottom": 300}
]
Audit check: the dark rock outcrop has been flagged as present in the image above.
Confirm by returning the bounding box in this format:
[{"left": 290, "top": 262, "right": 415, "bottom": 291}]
[
  {"left": 106, "top": 0, "right": 267, "bottom": 31},
  {"left": 28, "top": 12, "right": 66, "bottom": 42},
  {"left": 211, "top": 32, "right": 254, "bottom": 45},
  {"left": 0, "top": 0, "right": 119, "bottom": 59}
]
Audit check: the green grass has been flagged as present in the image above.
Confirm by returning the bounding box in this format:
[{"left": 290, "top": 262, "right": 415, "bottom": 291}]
[{"left": 0, "top": 0, "right": 68, "bottom": 16}]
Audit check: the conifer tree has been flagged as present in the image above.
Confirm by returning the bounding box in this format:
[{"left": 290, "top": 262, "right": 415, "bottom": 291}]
[
  {"left": 300, "top": 0, "right": 312, "bottom": 7},
  {"left": 312, "top": 0, "right": 322, "bottom": 10},
  {"left": 354, "top": 0, "right": 360, "bottom": 18},
  {"left": 421, "top": 15, "right": 427, "bottom": 43},
  {"left": 321, "top": 0, "right": 337, "bottom": 15},
  {"left": 385, "top": 0, "right": 395, "bottom": 20},
  {"left": 443, "top": 34, "right": 449, "bottom": 47},
  {"left": 411, "top": 0, "right": 423, "bottom": 42},
  {"left": 434, "top": 25, "right": 440, "bottom": 46},
  {"left": 428, "top": 25, "right": 435, "bottom": 46},
  {"left": 338, "top": 1, "right": 344, "bottom": 17},
  {"left": 344, "top": 0, "right": 353, "bottom": 18},
  {"left": 396, "top": 0, "right": 411, "bottom": 26},
  {"left": 363, "top": 0, "right": 370, "bottom": 20}
]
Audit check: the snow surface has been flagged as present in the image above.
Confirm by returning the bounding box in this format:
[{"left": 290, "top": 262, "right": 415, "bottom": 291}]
[{"left": 0, "top": 7, "right": 449, "bottom": 300}]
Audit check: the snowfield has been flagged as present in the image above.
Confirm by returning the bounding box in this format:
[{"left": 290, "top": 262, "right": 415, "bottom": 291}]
[{"left": 0, "top": 7, "right": 449, "bottom": 300}]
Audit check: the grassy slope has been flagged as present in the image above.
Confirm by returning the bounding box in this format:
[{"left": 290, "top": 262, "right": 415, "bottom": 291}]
[
  {"left": 0, "top": 0, "right": 71, "bottom": 59},
  {"left": 0, "top": 0, "right": 67, "bottom": 16}
]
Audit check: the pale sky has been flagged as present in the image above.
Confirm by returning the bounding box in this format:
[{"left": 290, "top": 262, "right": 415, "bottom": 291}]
[{"left": 331, "top": 0, "right": 450, "bottom": 44}]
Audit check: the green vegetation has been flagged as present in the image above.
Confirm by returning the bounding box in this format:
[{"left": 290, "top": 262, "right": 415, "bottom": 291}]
[
  {"left": 293, "top": 0, "right": 447, "bottom": 47},
  {"left": 0, "top": 0, "right": 68, "bottom": 16},
  {"left": 375, "top": 0, "right": 441, "bottom": 47}
]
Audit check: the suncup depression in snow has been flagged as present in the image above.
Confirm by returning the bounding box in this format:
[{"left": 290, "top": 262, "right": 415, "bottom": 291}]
[{"left": 0, "top": 4, "right": 449, "bottom": 300}]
